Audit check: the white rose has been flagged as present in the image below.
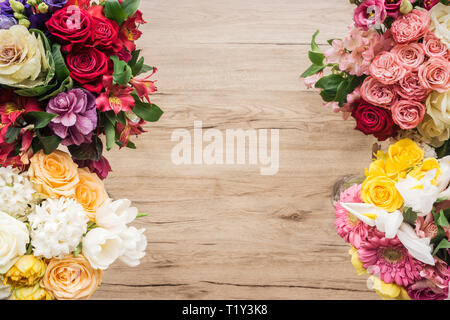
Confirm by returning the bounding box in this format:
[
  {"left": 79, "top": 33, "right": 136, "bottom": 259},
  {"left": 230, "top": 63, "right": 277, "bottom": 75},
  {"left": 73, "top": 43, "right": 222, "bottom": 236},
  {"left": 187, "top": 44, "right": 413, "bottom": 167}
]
[
  {"left": 426, "top": 90, "right": 450, "bottom": 127},
  {"left": 118, "top": 227, "right": 147, "bottom": 267},
  {"left": 429, "top": 3, "right": 450, "bottom": 48},
  {"left": 0, "top": 25, "right": 48, "bottom": 86},
  {"left": 95, "top": 199, "right": 138, "bottom": 233},
  {"left": 417, "top": 114, "right": 450, "bottom": 147},
  {"left": 82, "top": 228, "right": 123, "bottom": 270},
  {"left": 0, "top": 211, "right": 29, "bottom": 273}
]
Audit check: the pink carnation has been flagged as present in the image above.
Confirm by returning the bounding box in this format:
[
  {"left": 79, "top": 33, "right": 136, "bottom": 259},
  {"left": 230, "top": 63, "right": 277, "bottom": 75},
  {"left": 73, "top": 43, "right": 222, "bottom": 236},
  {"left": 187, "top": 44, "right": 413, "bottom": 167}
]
[
  {"left": 360, "top": 76, "right": 398, "bottom": 108},
  {"left": 391, "top": 43, "right": 426, "bottom": 70},
  {"left": 391, "top": 99, "right": 426, "bottom": 129},
  {"left": 358, "top": 231, "right": 424, "bottom": 286},
  {"left": 423, "top": 33, "right": 449, "bottom": 58},
  {"left": 370, "top": 51, "right": 408, "bottom": 84},
  {"left": 334, "top": 184, "right": 373, "bottom": 248},
  {"left": 395, "top": 71, "right": 431, "bottom": 101},
  {"left": 418, "top": 57, "right": 450, "bottom": 93},
  {"left": 391, "top": 9, "right": 430, "bottom": 44}
]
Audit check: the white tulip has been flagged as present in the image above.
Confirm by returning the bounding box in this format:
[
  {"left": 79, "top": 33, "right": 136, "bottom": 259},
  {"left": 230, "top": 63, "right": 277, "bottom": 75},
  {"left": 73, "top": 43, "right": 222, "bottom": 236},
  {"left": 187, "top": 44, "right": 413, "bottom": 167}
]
[
  {"left": 82, "top": 228, "right": 123, "bottom": 270},
  {"left": 119, "top": 227, "right": 147, "bottom": 267},
  {"left": 397, "top": 223, "right": 435, "bottom": 266},
  {"left": 0, "top": 211, "right": 29, "bottom": 273},
  {"left": 95, "top": 199, "right": 138, "bottom": 233}
]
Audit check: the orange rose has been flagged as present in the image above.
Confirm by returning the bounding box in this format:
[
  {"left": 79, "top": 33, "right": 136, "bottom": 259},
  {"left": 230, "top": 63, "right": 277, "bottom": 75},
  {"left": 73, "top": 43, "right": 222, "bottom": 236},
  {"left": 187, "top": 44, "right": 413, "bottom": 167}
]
[
  {"left": 74, "top": 168, "right": 108, "bottom": 221},
  {"left": 28, "top": 150, "right": 79, "bottom": 198},
  {"left": 40, "top": 254, "right": 102, "bottom": 300}
]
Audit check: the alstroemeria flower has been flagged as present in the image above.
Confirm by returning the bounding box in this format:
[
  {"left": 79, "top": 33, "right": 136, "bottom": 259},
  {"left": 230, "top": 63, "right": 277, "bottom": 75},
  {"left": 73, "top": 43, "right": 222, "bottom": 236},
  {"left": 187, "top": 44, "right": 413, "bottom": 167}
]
[
  {"left": 395, "top": 169, "right": 439, "bottom": 216},
  {"left": 129, "top": 67, "right": 157, "bottom": 104},
  {"left": 0, "top": 91, "right": 41, "bottom": 128},
  {"left": 96, "top": 75, "right": 135, "bottom": 114},
  {"left": 119, "top": 10, "right": 146, "bottom": 52},
  {"left": 116, "top": 117, "right": 146, "bottom": 147},
  {"left": 340, "top": 202, "right": 435, "bottom": 265}
]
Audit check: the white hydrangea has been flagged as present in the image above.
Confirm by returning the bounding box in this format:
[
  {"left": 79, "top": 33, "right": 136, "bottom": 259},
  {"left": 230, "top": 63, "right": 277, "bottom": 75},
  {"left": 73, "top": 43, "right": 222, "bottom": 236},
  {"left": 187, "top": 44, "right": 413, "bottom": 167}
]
[
  {"left": 28, "top": 198, "right": 89, "bottom": 259},
  {"left": 0, "top": 167, "right": 36, "bottom": 220}
]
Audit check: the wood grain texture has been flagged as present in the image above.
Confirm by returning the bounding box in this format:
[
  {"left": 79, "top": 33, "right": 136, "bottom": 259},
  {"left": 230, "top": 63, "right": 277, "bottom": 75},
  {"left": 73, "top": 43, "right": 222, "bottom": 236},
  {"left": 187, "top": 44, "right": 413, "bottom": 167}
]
[{"left": 92, "top": 0, "right": 381, "bottom": 300}]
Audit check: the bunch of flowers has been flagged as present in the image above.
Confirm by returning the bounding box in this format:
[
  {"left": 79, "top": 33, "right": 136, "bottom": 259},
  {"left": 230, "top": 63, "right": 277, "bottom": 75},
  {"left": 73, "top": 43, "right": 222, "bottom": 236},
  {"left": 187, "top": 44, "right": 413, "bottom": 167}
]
[
  {"left": 0, "top": 149, "right": 147, "bottom": 300},
  {"left": 0, "top": 0, "right": 162, "bottom": 177},
  {"left": 302, "top": 1, "right": 449, "bottom": 154},
  {"left": 335, "top": 138, "right": 450, "bottom": 300}
]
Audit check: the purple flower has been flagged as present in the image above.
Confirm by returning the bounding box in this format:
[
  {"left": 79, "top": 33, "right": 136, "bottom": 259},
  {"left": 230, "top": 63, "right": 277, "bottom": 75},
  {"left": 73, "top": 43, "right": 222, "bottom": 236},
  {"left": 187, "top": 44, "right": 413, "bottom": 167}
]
[
  {"left": 75, "top": 156, "right": 112, "bottom": 180},
  {"left": 43, "top": 0, "right": 68, "bottom": 12},
  {"left": 0, "top": 0, "right": 30, "bottom": 17},
  {"left": 28, "top": 12, "right": 52, "bottom": 31},
  {"left": 47, "top": 88, "right": 98, "bottom": 146},
  {"left": 0, "top": 14, "right": 16, "bottom": 29}
]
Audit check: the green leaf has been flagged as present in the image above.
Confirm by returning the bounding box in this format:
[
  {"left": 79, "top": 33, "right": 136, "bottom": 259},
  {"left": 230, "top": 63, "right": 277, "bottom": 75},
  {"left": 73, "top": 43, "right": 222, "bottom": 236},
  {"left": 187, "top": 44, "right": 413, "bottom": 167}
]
[
  {"left": 68, "top": 136, "right": 103, "bottom": 161},
  {"left": 5, "top": 127, "right": 20, "bottom": 144},
  {"left": 315, "top": 74, "right": 345, "bottom": 102},
  {"left": 24, "top": 111, "right": 58, "bottom": 129},
  {"left": 131, "top": 94, "right": 164, "bottom": 122},
  {"left": 52, "top": 43, "right": 70, "bottom": 83},
  {"left": 38, "top": 76, "right": 74, "bottom": 102},
  {"left": 111, "top": 55, "right": 133, "bottom": 85},
  {"left": 121, "top": 0, "right": 140, "bottom": 17},
  {"left": 104, "top": 0, "right": 128, "bottom": 25},
  {"left": 403, "top": 207, "right": 418, "bottom": 226},
  {"left": 136, "top": 213, "right": 148, "bottom": 218},
  {"left": 128, "top": 50, "right": 141, "bottom": 68},
  {"left": 126, "top": 141, "right": 136, "bottom": 149},
  {"left": 308, "top": 51, "right": 325, "bottom": 66},
  {"left": 73, "top": 243, "right": 82, "bottom": 257},
  {"left": 310, "top": 30, "right": 321, "bottom": 52},
  {"left": 104, "top": 116, "right": 116, "bottom": 151},
  {"left": 300, "top": 64, "right": 325, "bottom": 78},
  {"left": 438, "top": 210, "right": 450, "bottom": 228},
  {"left": 433, "top": 238, "right": 450, "bottom": 256},
  {"left": 117, "top": 112, "right": 127, "bottom": 125},
  {"left": 36, "top": 134, "right": 62, "bottom": 155},
  {"left": 436, "top": 139, "right": 450, "bottom": 159}
]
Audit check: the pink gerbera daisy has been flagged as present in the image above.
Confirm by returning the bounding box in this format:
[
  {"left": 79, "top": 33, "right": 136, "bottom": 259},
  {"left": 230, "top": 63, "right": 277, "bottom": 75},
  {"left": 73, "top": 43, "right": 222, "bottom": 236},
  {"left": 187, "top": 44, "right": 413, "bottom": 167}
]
[
  {"left": 335, "top": 184, "right": 373, "bottom": 248},
  {"left": 358, "top": 231, "right": 424, "bottom": 287}
]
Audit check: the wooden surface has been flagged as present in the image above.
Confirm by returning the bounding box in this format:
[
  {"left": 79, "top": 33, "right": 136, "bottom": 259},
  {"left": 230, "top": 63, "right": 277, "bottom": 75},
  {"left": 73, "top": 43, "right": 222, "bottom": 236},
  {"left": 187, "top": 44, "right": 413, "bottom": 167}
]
[{"left": 94, "top": 0, "right": 381, "bottom": 300}]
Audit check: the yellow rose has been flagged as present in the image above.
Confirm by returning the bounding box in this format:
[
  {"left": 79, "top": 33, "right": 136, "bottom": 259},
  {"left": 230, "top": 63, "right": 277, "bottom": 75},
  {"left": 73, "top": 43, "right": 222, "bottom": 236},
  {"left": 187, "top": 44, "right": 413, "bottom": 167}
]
[
  {"left": 426, "top": 91, "right": 450, "bottom": 127},
  {"left": 408, "top": 158, "right": 441, "bottom": 184},
  {"left": 418, "top": 114, "right": 450, "bottom": 148},
  {"left": 384, "top": 139, "right": 424, "bottom": 178},
  {"left": 365, "top": 158, "right": 387, "bottom": 178},
  {"left": 0, "top": 25, "right": 49, "bottom": 87},
  {"left": 361, "top": 175, "right": 404, "bottom": 212},
  {"left": 3, "top": 255, "right": 46, "bottom": 287},
  {"left": 429, "top": 3, "right": 450, "bottom": 48},
  {"left": 10, "top": 283, "right": 52, "bottom": 300},
  {"left": 349, "top": 247, "right": 366, "bottom": 276},
  {"left": 368, "top": 276, "right": 410, "bottom": 300},
  {"left": 28, "top": 150, "right": 80, "bottom": 198},
  {"left": 40, "top": 254, "right": 103, "bottom": 300},
  {"left": 74, "top": 168, "right": 108, "bottom": 221}
]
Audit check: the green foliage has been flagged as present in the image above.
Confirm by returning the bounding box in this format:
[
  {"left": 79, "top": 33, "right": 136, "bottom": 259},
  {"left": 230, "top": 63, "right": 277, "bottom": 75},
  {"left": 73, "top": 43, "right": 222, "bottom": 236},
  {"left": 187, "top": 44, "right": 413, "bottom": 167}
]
[
  {"left": 403, "top": 207, "right": 418, "bottom": 226},
  {"left": 68, "top": 136, "right": 103, "bottom": 161},
  {"left": 103, "top": 0, "right": 128, "bottom": 25},
  {"left": 111, "top": 55, "right": 133, "bottom": 86},
  {"left": 300, "top": 30, "right": 326, "bottom": 78},
  {"left": 129, "top": 50, "right": 153, "bottom": 77},
  {"left": 131, "top": 93, "right": 163, "bottom": 122},
  {"left": 32, "top": 132, "right": 62, "bottom": 155},
  {"left": 24, "top": 112, "right": 58, "bottom": 129},
  {"left": 5, "top": 127, "right": 20, "bottom": 144},
  {"left": 121, "top": 0, "right": 140, "bottom": 17}
]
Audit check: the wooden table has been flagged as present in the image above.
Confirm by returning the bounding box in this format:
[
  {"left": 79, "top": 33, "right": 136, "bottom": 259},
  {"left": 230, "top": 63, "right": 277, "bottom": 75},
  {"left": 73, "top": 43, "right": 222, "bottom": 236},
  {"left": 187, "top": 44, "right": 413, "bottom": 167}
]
[{"left": 95, "top": 0, "right": 380, "bottom": 300}]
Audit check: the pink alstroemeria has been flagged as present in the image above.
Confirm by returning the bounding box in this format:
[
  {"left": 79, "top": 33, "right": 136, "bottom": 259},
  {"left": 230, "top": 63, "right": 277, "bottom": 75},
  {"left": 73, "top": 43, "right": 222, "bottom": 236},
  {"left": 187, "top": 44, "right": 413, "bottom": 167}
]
[
  {"left": 116, "top": 118, "right": 146, "bottom": 148},
  {"left": 129, "top": 67, "right": 158, "bottom": 104},
  {"left": 96, "top": 76, "right": 135, "bottom": 114}
]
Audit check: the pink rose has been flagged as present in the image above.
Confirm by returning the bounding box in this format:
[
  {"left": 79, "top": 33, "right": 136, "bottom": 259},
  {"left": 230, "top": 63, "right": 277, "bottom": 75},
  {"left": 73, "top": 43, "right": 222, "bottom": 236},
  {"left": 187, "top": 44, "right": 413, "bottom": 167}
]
[
  {"left": 418, "top": 57, "right": 450, "bottom": 93},
  {"left": 391, "top": 43, "right": 426, "bottom": 70},
  {"left": 353, "top": 0, "right": 387, "bottom": 31},
  {"left": 391, "top": 99, "right": 426, "bottom": 129},
  {"left": 423, "top": 33, "right": 449, "bottom": 58},
  {"left": 360, "top": 76, "right": 398, "bottom": 108},
  {"left": 370, "top": 51, "right": 408, "bottom": 84},
  {"left": 396, "top": 71, "right": 431, "bottom": 101},
  {"left": 391, "top": 9, "right": 431, "bottom": 44}
]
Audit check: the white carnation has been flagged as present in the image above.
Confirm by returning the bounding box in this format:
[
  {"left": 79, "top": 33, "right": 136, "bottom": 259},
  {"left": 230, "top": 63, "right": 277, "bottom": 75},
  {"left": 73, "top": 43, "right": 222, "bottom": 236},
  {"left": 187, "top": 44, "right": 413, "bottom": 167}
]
[
  {"left": 28, "top": 198, "right": 88, "bottom": 259},
  {"left": 0, "top": 167, "right": 35, "bottom": 220}
]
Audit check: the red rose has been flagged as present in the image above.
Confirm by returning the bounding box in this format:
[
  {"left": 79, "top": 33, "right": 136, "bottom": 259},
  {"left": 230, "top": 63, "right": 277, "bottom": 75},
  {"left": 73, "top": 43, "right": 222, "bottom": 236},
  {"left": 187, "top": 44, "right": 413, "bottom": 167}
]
[
  {"left": 46, "top": 6, "right": 92, "bottom": 52},
  {"left": 66, "top": 47, "right": 110, "bottom": 94},
  {"left": 351, "top": 100, "right": 398, "bottom": 141},
  {"left": 88, "top": 6, "right": 120, "bottom": 51}
]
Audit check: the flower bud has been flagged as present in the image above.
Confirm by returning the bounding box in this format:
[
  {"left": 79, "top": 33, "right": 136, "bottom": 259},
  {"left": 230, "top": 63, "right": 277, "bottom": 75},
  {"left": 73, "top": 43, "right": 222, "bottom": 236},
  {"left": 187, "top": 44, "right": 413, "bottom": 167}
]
[
  {"left": 3, "top": 255, "right": 46, "bottom": 287},
  {"left": 27, "top": 0, "right": 38, "bottom": 5},
  {"left": 18, "top": 18, "right": 30, "bottom": 28},
  {"left": 400, "top": 0, "right": 413, "bottom": 15},
  {"left": 13, "top": 12, "right": 26, "bottom": 19},
  {"left": 9, "top": 0, "right": 24, "bottom": 13},
  {"left": 10, "top": 284, "right": 52, "bottom": 300},
  {"left": 37, "top": 2, "right": 48, "bottom": 13}
]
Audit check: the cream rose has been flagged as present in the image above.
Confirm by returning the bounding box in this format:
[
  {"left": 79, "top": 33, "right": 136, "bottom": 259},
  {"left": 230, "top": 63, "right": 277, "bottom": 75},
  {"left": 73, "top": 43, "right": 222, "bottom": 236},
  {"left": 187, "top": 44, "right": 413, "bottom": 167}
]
[
  {"left": 418, "top": 113, "right": 450, "bottom": 147},
  {"left": 28, "top": 150, "right": 80, "bottom": 198},
  {"left": 40, "top": 254, "right": 102, "bottom": 300},
  {"left": 426, "top": 90, "right": 450, "bottom": 127},
  {"left": 0, "top": 25, "right": 48, "bottom": 86},
  {"left": 429, "top": 3, "right": 450, "bottom": 48},
  {"left": 0, "top": 211, "right": 29, "bottom": 274}
]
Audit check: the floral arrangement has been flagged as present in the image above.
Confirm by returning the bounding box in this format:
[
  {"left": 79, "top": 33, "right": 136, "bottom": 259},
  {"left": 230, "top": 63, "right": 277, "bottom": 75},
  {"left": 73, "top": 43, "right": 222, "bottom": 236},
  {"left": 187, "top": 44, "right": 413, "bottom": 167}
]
[
  {"left": 302, "top": 1, "right": 449, "bottom": 155},
  {"left": 335, "top": 138, "right": 450, "bottom": 300},
  {"left": 0, "top": 150, "right": 147, "bottom": 300},
  {"left": 0, "top": 0, "right": 162, "bottom": 175}
]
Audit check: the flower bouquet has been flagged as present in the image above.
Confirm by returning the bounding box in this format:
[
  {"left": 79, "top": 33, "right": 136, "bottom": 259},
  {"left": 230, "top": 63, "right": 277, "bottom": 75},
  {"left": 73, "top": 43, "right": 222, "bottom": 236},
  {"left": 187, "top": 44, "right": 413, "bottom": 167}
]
[
  {"left": 301, "top": 0, "right": 449, "bottom": 156},
  {"left": 336, "top": 138, "right": 450, "bottom": 299},
  {"left": 0, "top": 150, "right": 147, "bottom": 300},
  {"left": 0, "top": 0, "right": 160, "bottom": 300}
]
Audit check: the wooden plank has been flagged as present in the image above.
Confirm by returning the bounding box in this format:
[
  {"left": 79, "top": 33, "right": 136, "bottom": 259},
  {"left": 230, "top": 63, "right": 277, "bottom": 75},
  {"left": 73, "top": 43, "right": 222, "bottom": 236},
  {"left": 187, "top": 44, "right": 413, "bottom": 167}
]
[{"left": 92, "top": 0, "right": 381, "bottom": 300}]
